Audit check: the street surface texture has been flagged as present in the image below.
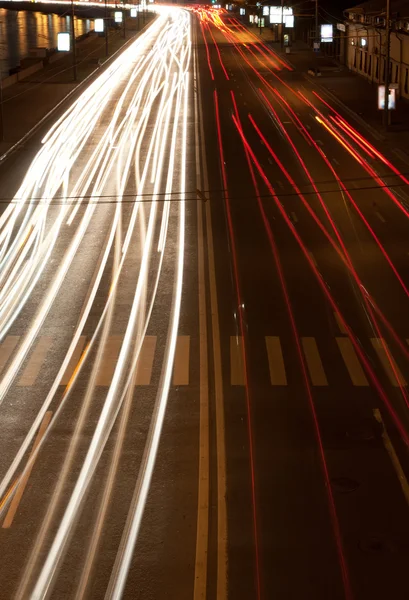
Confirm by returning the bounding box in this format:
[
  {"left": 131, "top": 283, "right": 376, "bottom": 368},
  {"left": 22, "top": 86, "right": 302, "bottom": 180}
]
[{"left": 0, "top": 4, "right": 409, "bottom": 600}]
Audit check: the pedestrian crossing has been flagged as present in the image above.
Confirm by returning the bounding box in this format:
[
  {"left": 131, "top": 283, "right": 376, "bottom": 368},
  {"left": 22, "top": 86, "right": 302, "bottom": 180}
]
[{"left": 0, "top": 332, "right": 408, "bottom": 389}]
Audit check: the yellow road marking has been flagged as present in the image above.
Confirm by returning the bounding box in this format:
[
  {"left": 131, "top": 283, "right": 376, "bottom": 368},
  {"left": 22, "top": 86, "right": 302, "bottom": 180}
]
[
  {"left": 336, "top": 337, "right": 368, "bottom": 386},
  {"left": 135, "top": 336, "right": 156, "bottom": 385},
  {"left": 173, "top": 336, "right": 190, "bottom": 385},
  {"left": 0, "top": 336, "right": 20, "bottom": 376},
  {"left": 301, "top": 337, "right": 328, "bottom": 386},
  {"left": 60, "top": 335, "right": 87, "bottom": 385},
  {"left": 95, "top": 335, "right": 122, "bottom": 386},
  {"left": 334, "top": 312, "right": 347, "bottom": 335},
  {"left": 371, "top": 338, "right": 406, "bottom": 387},
  {"left": 17, "top": 336, "right": 53, "bottom": 386},
  {"left": 265, "top": 336, "right": 287, "bottom": 385},
  {"left": 3, "top": 411, "right": 52, "bottom": 528}
]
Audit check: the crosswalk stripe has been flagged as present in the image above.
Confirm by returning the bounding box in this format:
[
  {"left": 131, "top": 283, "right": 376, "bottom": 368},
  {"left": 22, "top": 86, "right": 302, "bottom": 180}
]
[
  {"left": 95, "top": 335, "right": 122, "bottom": 386},
  {"left": 334, "top": 312, "right": 348, "bottom": 335},
  {"left": 17, "top": 337, "right": 53, "bottom": 386},
  {"left": 301, "top": 337, "right": 328, "bottom": 386},
  {"left": 371, "top": 338, "right": 406, "bottom": 387},
  {"left": 336, "top": 337, "right": 369, "bottom": 386},
  {"left": 265, "top": 336, "right": 287, "bottom": 385},
  {"left": 230, "top": 336, "right": 245, "bottom": 385},
  {"left": 173, "top": 335, "right": 190, "bottom": 386},
  {"left": 135, "top": 336, "right": 156, "bottom": 385},
  {"left": 0, "top": 336, "right": 20, "bottom": 376},
  {"left": 60, "top": 336, "right": 87, "bottom": 385}
]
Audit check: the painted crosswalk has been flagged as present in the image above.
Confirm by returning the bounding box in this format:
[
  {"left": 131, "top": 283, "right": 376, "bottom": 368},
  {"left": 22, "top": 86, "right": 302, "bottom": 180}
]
[{"left": 0, "top": 333, "right": 408, "bottom": 389}]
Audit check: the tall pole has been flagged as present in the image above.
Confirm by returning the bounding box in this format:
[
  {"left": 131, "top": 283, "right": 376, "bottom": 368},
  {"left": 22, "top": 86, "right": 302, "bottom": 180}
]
[
  {"left": 259, "top": 5, "right": 261, "bottom": 36},
  {"left": 123, "top": 1, "right": 126, "bottom": 38},
  {"left": 280, "top": 0, "right": 284, "bottom": 48},
  {"left": 71, "top": 0, "right": 77, "bottom": 81},
  {"left": 383, "top": 0, "right": 391, "bottom": 128},
  {"left": 105, "top": 0, "right": 109, "bottom": 56},
  {"left": 314, "top": 0, "right": 319, "bottom": 75},
  {"left": 0, "top": 75, "right": 4, "bottom": 143}
]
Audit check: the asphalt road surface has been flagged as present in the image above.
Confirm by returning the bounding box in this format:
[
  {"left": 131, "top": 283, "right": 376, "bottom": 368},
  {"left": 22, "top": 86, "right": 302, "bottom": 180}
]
[{"left": 0, "top": 5, "right": 409, "bottom": 600}]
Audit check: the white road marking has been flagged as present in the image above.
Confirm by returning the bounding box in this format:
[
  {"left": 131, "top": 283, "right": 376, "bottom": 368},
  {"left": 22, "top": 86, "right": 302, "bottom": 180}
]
[
  {"left": 135, "top": 336, "right": 156, "bottom": 385},
  {"left": 230, "top": 335, "right": 245, "bottom": 385}
]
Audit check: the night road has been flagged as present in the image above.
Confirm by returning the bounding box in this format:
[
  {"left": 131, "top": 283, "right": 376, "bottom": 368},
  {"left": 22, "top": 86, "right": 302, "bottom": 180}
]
[{"left": 0, "top": 4, "right": 409, "bottom": 600}]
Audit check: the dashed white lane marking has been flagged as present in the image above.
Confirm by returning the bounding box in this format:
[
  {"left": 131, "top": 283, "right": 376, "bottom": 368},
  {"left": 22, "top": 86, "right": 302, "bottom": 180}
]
[
  {"left": 291, "top": 211, "right": 298, "bottom": 223},
  {"left": 375, "top": 210, "right": 386, "bottom": 223}
]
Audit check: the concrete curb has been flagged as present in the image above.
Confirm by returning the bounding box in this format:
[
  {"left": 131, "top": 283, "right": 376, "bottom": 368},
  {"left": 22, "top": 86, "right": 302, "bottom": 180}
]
[{"left": 0, "top": 15, "right": 156, "bottom": 166}]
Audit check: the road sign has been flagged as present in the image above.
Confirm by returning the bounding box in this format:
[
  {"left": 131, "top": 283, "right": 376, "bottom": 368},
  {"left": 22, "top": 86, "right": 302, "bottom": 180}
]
[{"left": 336, "top": 23, "right": 346, "bottom": 32}]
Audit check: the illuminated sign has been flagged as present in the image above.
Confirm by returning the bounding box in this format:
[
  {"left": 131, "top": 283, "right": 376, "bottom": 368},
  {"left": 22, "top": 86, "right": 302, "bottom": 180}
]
[
  {"left": 378, "top": 85, "right": 396, "bottom": 110},
  {"left": 269, "top": 6, "right": 293, "bottom": 23},
  {"left": 320, "top": 24, "right": 333, "bottom": 42},
  {"left": 263, "top": 6, "right": 269, "bottom": 15},
  {"left": 130, "top": 7, "right": 137, "bottom": 17},
  {"left": 94, "top": 18, "right": 104, "bottom": 32},
  {"left": 240, "top": 8, "right": 245, "bottom": 15},
  {"left": 249, "top": 14, "right": 254, "bottom": 23},
  {"left": 284, "top": 15, "right": 294, "bottom": 27},
  {"left": 57, "top": 32, "right": 70, "bottom": 51},
  {"left": 114, "top": 11, "right": 123, "bottom": 23}
]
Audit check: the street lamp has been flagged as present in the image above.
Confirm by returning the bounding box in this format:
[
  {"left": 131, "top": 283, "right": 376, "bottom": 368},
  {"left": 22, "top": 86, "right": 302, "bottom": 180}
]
[{"left": 383, "top": 0, "right": 391, "bottom": 128}]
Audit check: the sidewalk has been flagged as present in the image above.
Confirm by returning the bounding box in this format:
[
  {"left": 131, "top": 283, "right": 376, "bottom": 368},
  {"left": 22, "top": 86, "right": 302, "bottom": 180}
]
[
  {"left": 0, "top": 14, "right": 154, "bottom": 157},
  {"left": 254, "top": 27, "right": 409, "bottom": 154}
]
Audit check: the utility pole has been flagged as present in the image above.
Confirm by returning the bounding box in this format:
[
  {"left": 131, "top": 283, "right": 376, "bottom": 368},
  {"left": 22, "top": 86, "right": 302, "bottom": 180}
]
[
  {"left": 123, "top": 0, "right": 126, "bottom": 38},
  {"left": 280, "top": 0, "right": 284, "bottom": 48},
  {"left": 314, "top": 0, "right": 319, "bottom": 75},
  {"left": 0, "top": 76, "right": 4, "bottom": 142},
  {"left": 383, "top": 0, "right": 391, "bottom": 128},
  {"left": 105, "top": 0, "right": 109, "bottom": 56},
  {"left": 71, "top": 0, "right": 77, "bottom": 81}
]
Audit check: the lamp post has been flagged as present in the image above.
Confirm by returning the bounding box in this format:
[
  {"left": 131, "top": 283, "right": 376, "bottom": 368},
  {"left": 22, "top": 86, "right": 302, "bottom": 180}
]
[
  {"left": 71, "top": 0, "right": 77, "bottom": 81},
  {"left": 314, "top": 0, "right": 319, "bottom": 75},
  {"left": 383, "top": 0, "right": 391, "bottom": 128},
  {"left": 105, "top": 0, "right": 109, "bottom": 56}
]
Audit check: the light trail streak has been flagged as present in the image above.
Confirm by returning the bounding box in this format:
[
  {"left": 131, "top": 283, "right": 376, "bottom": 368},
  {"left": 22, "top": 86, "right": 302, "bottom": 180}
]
[{"left": 0, "top": 6, "right": 192, "bottom": 598}]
